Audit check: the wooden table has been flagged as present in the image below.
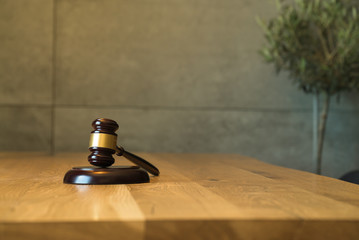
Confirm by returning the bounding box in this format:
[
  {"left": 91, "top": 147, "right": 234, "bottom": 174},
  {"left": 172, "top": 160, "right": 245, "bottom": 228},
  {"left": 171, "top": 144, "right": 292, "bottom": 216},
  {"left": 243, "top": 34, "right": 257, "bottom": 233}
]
[{"left": 1, "top": 152, "right": 359, "bottom": 240}]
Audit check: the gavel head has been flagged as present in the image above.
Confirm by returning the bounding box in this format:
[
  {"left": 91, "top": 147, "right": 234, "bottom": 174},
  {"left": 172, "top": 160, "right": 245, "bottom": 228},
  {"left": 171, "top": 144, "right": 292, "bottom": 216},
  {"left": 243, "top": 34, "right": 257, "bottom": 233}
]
[{"left": 88, "top": 118, "right": 119, "bottom": 167}]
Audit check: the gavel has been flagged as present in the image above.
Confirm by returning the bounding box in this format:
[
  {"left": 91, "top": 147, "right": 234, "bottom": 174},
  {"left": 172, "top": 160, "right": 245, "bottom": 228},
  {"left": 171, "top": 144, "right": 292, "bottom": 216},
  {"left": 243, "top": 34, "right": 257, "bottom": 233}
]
[
  {"left": 63, "top": 118, "right": 160, "bottom": 185},
  {"left": 88, "top": 118, "right": 159, "bottom": 175}
]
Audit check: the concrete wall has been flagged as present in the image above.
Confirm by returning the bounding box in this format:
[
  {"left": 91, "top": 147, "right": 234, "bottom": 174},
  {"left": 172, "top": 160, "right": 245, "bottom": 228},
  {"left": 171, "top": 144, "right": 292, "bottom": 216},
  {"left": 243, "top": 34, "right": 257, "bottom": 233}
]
[{"left": 1, "top": 0, "right": 359, "bottom": 178}]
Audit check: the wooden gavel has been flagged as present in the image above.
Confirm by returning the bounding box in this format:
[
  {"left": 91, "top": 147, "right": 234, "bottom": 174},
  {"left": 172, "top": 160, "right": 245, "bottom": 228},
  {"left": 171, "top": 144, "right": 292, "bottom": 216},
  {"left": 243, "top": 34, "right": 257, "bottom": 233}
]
[
  {"left": 88, "top": 118, "right": 159, "bottom": 176},
  {"left": 63, "top": 118, "right": 159, "bottom": 185}
]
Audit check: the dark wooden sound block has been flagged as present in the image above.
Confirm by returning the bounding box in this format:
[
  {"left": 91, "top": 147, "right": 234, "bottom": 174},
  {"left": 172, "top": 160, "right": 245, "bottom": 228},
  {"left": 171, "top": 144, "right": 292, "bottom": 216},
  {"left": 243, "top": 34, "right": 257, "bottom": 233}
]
[{"left": 63, "top": 166, "right": 150, "bottom": 185}]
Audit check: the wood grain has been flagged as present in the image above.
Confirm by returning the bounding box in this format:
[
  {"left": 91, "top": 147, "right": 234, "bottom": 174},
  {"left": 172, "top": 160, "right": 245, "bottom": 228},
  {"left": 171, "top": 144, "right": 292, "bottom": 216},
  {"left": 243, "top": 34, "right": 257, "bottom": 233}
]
[{"left": 1, "top": 152, "right": 359, "bottom": 240}]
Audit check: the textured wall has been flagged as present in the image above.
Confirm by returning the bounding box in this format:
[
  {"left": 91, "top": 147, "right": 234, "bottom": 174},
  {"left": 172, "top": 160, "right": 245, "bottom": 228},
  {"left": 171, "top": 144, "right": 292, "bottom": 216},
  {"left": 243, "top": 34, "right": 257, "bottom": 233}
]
[{"left": 1, "top": 0, "right": 359, "bottom": 178}]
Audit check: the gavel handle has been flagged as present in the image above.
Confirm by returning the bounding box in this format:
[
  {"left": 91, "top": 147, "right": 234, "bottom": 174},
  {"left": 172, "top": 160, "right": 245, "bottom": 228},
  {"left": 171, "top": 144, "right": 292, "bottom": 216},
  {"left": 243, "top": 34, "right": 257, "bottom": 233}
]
[{"left": 116, "top": 146, "right": 160, "bottom": 176}]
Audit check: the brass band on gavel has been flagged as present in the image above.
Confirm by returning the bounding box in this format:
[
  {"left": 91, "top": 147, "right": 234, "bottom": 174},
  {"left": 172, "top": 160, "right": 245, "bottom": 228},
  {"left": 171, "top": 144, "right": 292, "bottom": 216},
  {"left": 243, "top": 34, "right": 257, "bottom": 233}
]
[{"left": 89, "top": 133, "right": 117, "bottom": 151}]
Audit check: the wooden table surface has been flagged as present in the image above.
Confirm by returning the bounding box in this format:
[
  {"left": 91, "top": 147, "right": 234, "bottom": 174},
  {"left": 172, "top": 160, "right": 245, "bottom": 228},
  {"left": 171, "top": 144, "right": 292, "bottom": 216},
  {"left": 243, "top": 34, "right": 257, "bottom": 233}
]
[{"left": 1, "top": 152, "right": 359, "bottom": 240}]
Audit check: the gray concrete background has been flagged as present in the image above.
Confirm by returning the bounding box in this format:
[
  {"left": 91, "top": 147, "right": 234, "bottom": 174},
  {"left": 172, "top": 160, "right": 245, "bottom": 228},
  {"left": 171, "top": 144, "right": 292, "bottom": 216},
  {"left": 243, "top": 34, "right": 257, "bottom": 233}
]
[{"left": 1, "top": 0, "right": 359, "bottom": 178}]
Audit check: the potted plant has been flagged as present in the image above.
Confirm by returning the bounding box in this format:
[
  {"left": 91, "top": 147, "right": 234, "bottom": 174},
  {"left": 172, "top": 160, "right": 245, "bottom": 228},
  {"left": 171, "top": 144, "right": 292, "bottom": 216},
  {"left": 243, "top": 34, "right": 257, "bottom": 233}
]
[{"left": 257, "top": 0, "right": 359, "bottom": 175}]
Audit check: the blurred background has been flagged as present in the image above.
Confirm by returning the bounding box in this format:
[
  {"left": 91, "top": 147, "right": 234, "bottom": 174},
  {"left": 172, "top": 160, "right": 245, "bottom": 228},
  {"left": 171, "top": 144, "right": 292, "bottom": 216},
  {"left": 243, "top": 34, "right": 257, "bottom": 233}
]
[{"left": 1, "top": 0, "right": 358, "bottom": 178}]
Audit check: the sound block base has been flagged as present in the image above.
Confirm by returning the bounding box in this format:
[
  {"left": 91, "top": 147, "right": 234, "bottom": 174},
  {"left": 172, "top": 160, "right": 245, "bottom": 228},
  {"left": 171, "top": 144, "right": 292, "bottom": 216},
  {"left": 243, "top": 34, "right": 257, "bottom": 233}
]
[{"left": 63, "top": 166, "right": 150, "bottom": 185}]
